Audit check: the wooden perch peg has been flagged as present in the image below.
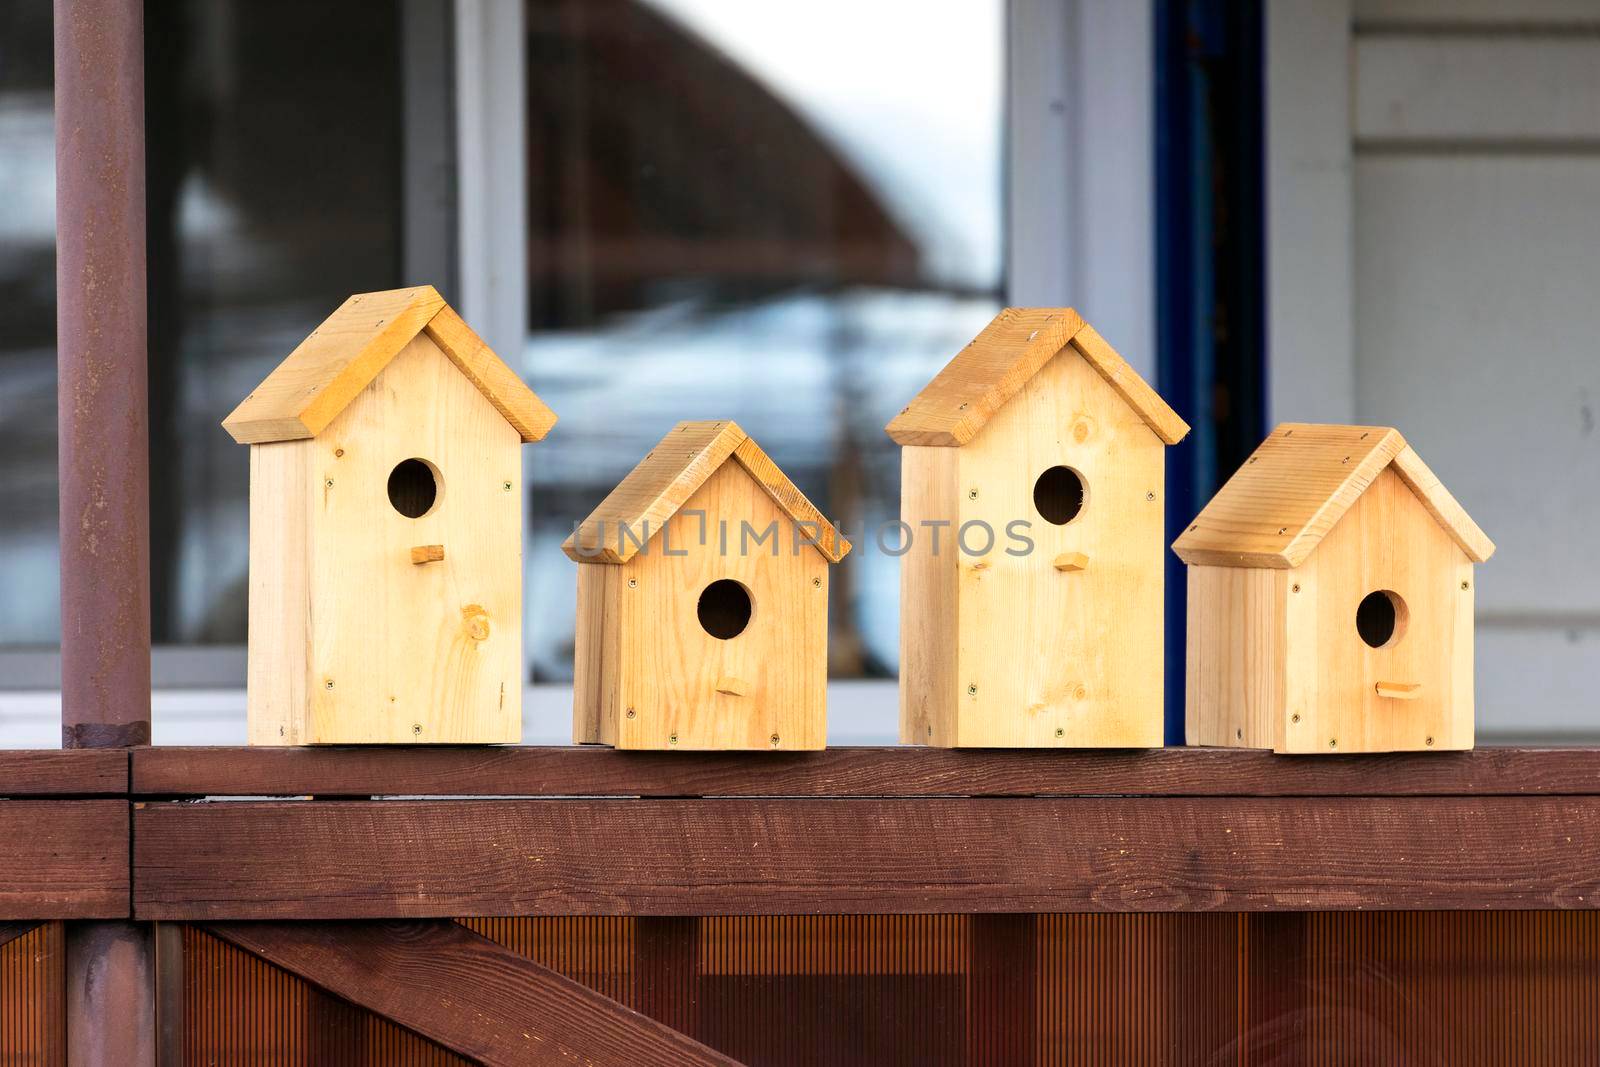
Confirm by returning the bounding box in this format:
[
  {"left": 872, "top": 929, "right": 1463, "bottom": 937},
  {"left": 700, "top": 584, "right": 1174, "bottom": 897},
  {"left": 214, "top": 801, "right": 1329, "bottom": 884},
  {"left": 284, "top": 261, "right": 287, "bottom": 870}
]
[
  {"left": 714, "top": 676, "right": 750, "bottom": 697},
  {"left": 1052, "top": 552, "right": 1089, "bottom": 572},
  {"left": 1375, "top": 681, "right": 1422, "bottom": 700},
  {"left": 411, "top": 544, "right": 445, "bottom": 565}
]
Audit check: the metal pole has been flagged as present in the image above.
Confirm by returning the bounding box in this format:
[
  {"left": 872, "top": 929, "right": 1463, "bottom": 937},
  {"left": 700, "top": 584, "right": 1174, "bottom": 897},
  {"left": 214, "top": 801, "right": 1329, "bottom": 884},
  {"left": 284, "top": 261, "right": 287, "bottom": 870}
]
[
  {"left": 55, "top": 0, "right": 151, "bottom": 748},
  {"left": 55, "top": 0, "right": 155, "bottom": 1060}
]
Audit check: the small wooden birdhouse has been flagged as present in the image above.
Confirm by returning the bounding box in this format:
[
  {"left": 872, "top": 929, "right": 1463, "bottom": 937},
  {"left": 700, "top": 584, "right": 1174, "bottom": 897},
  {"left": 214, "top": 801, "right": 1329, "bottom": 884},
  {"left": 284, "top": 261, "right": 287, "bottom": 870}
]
[
  {"left": 564, "top": 421, "right": 849, "bottom": 751},
  {"left": 888, "top": 308, "right": 1190, "bottom": 748},
  {"left": 1174, "top": 424, "right": 1495, "bottom": 754},
  {"left": 222, "top": 285, "right": 556, "bottom": 745}
]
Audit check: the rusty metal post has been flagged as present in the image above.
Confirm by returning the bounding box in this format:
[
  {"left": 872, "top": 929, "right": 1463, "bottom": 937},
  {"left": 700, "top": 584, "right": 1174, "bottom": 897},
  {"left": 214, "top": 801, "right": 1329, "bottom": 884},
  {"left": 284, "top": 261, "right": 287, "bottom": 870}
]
[
  {"left": 56, "top": 0, "right": 156, "bottom": 1061},
  {"left": 66, "top": 923, "right": 156, "bottom": 1066},
  {"left": 55, "top": 0, "right": 151, "bottom": 749}
]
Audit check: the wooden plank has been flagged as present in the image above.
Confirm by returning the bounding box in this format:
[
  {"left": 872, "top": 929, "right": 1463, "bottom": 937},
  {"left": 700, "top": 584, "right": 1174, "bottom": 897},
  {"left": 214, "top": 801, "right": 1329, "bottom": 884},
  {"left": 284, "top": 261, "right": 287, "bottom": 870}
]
[
  {"left": 0, "top": 750, "right": 126, "bottom": 795},
  {"left": 1174, "top": 424, "right": 1407, "bottom": 569},
  {"left": 259, "top": 332, "right": 524, "bottom": 745},
  {"left": 943, "top": 345, "right": 1166, "bottom": 747},
  {"left": 422, "top": 302, "right": 557, "bottom": 443},
  {"left": 886, "top": 307, "right": 1088, "bottom": 446},
  {"left": 0, "top": 800, "right": 127, "bottom": 919},
  {"left": 222, "top": 286, "right": 446, "bottom": 444},
  {"left": 203, "top": 920, "right": 741, "bottom": 1067},
  {"left": 563, "top": 421, "right": 845, "bottom": 565},
  {"left": 134, "top": 796, "right": 1600, "bottom": 919},
  {"left": 130, "top": 745, "right": 1600, "bottom": 799},
  {"left": 1282, "top": 466, "right": 1475, "bottom": 754},
  {"left": 1389, "top": 445, "right": 1494, "bottom": 563},
  {"left": 603, "top": 460, "right": 830, "bottom": 750},
  {"left": 1067, "top": 324, "right": 1189, "bottom": 445}
]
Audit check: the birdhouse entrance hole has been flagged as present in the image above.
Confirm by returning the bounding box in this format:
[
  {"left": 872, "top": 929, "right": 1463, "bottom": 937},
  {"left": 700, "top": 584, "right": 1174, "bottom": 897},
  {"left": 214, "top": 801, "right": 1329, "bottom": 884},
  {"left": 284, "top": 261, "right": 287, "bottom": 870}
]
[
  {"left": 1356, "top": 589, "right": 1408, "bottom": 648},
  {"left": 1033, "top": 465, "right": 1086, "bottom": 525},
  {"left": 698, "top": 579, "right": 752, "bottom": 640},
  {"left": 387, "top": 458, "right": 441, "bottom": 518}
]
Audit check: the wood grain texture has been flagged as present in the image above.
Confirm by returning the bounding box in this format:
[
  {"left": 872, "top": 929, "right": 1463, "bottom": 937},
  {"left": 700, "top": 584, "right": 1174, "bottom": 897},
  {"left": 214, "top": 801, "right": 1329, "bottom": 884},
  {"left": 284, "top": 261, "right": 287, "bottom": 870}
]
[
  {"left": 0, "top": 750, "right": 126, "bottom": 795},
  {"left": 902, "top": 343, "right": 1167, "bottom": 747},
  {"left": 1282, "top": 466, "right": 1475, "bottom": 753},
  {"left": 579, "top": 460, "right": 831, "bottom": 750},
  {"left": 1174, "top": 423, "right": 1407, "bottom": 568},
  {"left": 897, "top": 446, "right": 960, "bottom": 745},
  {"left": 203, "top": 921, "right": 740, "bottom": 1067},
  {"left": 564, "top": 421, "right": 846, "bottom": 564},
  {"left": 134, "top": 796, "right": 1600, "bottom": 918},
  {"left": 1186, "top": 565, "right": 1287, "bottom": 750},
  {"left": 249, "top": 333, "right": 524, "bottom": 745},
  {"left": 422, "top": 303, "right": 557, "bottom": 443},
  {"left": 222, "top": 287, "right": 445, "bottom": 444},
  {"left": 129, "top": 745, "right": 1600, "bottom": 799},
  {"left": 1067, "top": 324, "right": 1190, "bottom": 445},
  {"left": 1389, "top": 444, "right": 1494, "bottom": 563},
  {"left": 886, "top": 308, "right": 1186, "bottom": 447},
  {"left": 0, "top": 800, "right": 127, "bottom": 919}
]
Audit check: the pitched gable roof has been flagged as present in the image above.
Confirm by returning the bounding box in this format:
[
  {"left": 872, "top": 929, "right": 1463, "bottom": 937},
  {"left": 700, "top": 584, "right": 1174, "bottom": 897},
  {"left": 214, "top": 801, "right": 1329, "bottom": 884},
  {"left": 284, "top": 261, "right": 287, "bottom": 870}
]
[
  {"left": 222, "top": 285, "right": 556, "bottom": 444},
  {"left": 885, "top": 307, "right": 1190, "bottom": 447},
  {"left": 1172, "top": 423, "right": 1495, "bottom": 568},
  {"left": 562, "top": 421, "right": 850, "bottom": 564}
]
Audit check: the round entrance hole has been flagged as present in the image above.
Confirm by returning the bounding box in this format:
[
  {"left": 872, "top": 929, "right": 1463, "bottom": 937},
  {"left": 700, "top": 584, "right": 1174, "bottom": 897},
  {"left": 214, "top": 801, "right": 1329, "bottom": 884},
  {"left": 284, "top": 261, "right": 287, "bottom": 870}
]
[
  {"left": 697, "top": 579, "right": 753, "bottom": 640},
  {"left": 1356, "top": 589, "right": 1408, "bottom": 648},
  {"left": 1033, "top": 465, "right": 1086, "bottom": 525},
  {"left": 387, "top": 458, "right": 440, "bottom": 518}
]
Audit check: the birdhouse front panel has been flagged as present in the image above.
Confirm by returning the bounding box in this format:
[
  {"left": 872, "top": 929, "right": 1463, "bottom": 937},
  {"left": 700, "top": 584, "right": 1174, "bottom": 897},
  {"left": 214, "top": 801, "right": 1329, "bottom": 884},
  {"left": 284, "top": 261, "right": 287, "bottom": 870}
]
[
  {"left": 952, "top": 346, "right": 1166, "bottom": 746},
  {"left": 1281, "top": 466, "right": 1474, "bottom": 754},
  {"left": 1177, "top": 423, "right": 1492, "bottom": 755},
  {"left": 892, "top": 309, "right": 1189, "bottom": 749},
  {"left": 228, "top": 285, "right": 555, "bottom": 746},
  {"left": 567, "top": 421, "right": 847, "bottom": 752},
  {"left": 303, "top": 333, "right": 523, "bottom": 744}
]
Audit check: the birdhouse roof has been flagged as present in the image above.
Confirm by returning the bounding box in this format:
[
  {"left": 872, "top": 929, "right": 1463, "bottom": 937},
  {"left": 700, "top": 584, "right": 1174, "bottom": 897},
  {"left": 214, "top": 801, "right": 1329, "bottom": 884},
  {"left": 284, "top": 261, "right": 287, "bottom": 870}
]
[
  {"left": 1172, "top": 423, "right": 1495, "bottom": 568},
  {"left": 222, "top": 285, "right": 556, "bottom": 444},
  {"left": 885, "top": 307, "right": 1190, "bottom": 447},
  {"left": 562, "top": 421, "right": 850, "bottom": 565}
]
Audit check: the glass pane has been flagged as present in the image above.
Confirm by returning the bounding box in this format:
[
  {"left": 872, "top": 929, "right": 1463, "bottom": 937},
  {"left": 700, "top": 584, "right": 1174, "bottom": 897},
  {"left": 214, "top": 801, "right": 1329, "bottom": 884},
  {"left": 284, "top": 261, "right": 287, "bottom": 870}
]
[
  {"left": 0, "top": 0, "right": 58, "bottom": 647},
  {"left": 520, "top": 0, "right": 1006, "bottom": 682}
]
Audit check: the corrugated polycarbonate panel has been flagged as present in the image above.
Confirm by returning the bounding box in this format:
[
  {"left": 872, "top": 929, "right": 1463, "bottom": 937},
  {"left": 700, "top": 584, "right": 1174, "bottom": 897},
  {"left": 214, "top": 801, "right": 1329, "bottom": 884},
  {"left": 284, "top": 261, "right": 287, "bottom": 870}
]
[
  {"left": 165, "top": 913, "right": 1600, "bottom": 1064},
  {"left": 180, "top": 927, "right": 468, "bottom": 1066},
  {"left": 0, "top": 924, "right": 63, "bottom": 1067}
]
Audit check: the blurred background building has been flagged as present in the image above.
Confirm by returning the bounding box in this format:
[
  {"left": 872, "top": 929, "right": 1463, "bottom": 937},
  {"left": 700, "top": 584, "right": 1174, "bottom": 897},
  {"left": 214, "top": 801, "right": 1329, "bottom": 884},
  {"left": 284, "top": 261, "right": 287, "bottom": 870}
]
[{"left": 1, "top": 0, "right": 1596, "bottom": 744}]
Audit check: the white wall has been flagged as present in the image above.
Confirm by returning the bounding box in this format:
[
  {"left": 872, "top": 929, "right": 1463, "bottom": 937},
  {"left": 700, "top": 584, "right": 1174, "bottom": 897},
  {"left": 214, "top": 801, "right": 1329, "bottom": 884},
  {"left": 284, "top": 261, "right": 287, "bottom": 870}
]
[{"left": 1270, "top": 0, "right": 1600, "bottom": 740}]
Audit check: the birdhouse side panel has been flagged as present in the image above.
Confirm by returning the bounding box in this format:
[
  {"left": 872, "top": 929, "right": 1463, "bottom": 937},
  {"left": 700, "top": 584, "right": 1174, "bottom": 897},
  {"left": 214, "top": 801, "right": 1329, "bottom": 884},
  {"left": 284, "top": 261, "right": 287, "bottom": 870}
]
[
  {"left": 898, "top": 445, "right": 961, "bottom": 745},
  {"left": 611, "top": 461, "right": 828, "bottom": 751},
  {"left": 303, "top": 334, "right": 524, "bottom": 744},
  {"left": 953, "top": 346, "right": 1166, "bottom": 747},
  {"left": 1281, "top": 466, "right": 1474, "bottom": 754},
  {"left": 1184, "top": 564, "right": 1288, "bottom": 750},
  {"left": 246, "top": 439, "right": 317, "bottom": 745},
  {"left": 572, "top": 562, "right": 622, "bottom": 745}
]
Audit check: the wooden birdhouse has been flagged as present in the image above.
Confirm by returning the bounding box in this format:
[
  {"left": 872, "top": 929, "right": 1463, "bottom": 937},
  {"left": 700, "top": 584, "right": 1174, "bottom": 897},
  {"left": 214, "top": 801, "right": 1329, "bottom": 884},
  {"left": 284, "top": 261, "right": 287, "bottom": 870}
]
[
  {"left": 564, "top": 421, "right": 850, "bottom": 751},
  {"left": 222, "top": 285, "right": 556, "bottom": 745},
  {"left": 888, "top": 308, "right": 1190, "bottom": 748},
  {"left": 1174, "top": 424, "right": 1495, "bottom": 754}
]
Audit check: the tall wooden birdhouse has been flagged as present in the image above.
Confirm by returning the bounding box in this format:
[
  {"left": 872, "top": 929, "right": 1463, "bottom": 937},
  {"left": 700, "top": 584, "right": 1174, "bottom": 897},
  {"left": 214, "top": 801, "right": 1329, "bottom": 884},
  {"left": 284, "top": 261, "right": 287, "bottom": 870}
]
[
  {"left": 1174, "top": 424, "right": 1495, "bottom": 754},
  {"left": 565, "top": 421, "right": 849, "bottom": 751},
  {"left": 222, "top": 285, "right": 556, "bottom": 745},
  {"left": 888, "top": 308, "right": 1190, "bottom": 748}
]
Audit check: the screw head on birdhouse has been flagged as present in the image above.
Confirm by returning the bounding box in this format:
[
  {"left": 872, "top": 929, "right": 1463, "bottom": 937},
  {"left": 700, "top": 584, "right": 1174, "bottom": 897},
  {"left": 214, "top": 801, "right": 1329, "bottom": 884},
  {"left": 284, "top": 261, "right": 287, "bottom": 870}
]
[
  {"left": 886, "top": 308, "right": 1190, "bottom": 748},
  {"left": 1174, "top": 423, "right": 1495, "bottom": 754},
  {"left": 564, "top": 421, "right": 849, "bottom": 751},
  {"left": 222, "top": 285, "right": 556, "bottom": 745}
]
